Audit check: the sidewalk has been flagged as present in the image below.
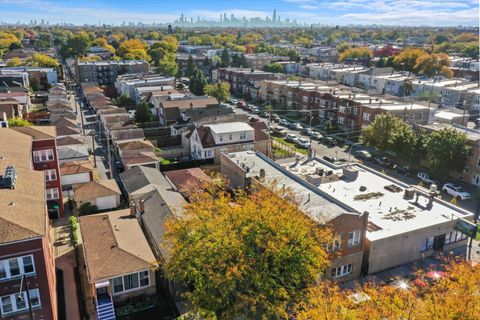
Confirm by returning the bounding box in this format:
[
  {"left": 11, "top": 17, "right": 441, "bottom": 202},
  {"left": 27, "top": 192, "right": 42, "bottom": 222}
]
[{"left": 53, "top": 211, "right": 81, "bottom": 320}]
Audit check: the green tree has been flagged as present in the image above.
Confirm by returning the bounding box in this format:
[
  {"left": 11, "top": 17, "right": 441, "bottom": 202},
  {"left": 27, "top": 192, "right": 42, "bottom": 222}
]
[
  {"left": 263, "top": 62, "right": 284, "bottom": 73},
  {"left": 65, "top": 31, "right": 92, "bottom": 57},
  {"left": 188, "top": 67, "right": 207, "bottom": 96},
  {"left": 415, "top": 53, "right": 453, "bottom": 78},
  {"left": 135, "top": 101, "right": 153, "bottom": 123},
  {"left": 338, "top": 47, "right": 372, "bottom": 62},
  {"left": 164, "top": 184, "right": 332, "bottom": 319},
  {"left": 185, "top": 55, "right": 196, "bottom": 77},
  {"left": 204, "top": 82, "right": 231, "bottom": 104},
  {"left": 157, "top": 53, "right": 178, "bottom": 77},
  {"left": 361, "top": 113, "right": 417, "bottom": 159},
  {"left": 112, "top": 94, "right": 134, "bottom": 108},
  {"left": 393, "top": 47, "right": 427, "bottom": 72},
  {"left": 220, "top": 48, "right": 231, "bottom": 67},
  {"left": 424, "top": 128, "right": 471, "bottom": 175},
  {"left": 7, "top": 117, "right": 32, "bottom": 127}
]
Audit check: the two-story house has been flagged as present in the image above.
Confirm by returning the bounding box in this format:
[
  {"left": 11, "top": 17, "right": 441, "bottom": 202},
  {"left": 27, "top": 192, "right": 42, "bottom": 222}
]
[
  {"left": 0, "top": 129, "right": 58, "bottom": 320},
  {"left": 187, "top": 122, "right": 256, "bottom": 163}
]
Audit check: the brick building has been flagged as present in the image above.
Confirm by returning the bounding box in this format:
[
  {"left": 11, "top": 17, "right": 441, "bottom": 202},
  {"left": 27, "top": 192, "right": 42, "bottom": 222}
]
[
  {"left": 0, "top": 129, "right": 58, "bottom": 320},
  {"left": 14, "top": 126, "right": 64, "bottom": 218}
]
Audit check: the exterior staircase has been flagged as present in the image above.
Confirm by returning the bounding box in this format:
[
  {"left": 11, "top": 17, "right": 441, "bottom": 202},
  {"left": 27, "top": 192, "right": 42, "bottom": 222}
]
[{"left": 96, "top": 294, "right": 116, "bottom": 320}]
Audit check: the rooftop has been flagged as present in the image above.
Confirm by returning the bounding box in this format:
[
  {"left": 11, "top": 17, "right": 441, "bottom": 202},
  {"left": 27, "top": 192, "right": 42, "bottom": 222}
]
[
  {"left": 206, "top": 121, "right": 253, "bottom": 134},
  {"left": 0, "top": 129, "right": 47, "bottom": 244},
  {"left": 79, "top": 209, "right": 157, "bottom": 283}
]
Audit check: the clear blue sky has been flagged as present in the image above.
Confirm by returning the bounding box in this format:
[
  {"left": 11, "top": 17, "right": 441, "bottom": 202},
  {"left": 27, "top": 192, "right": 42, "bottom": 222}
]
[{"left": 1, "top": 0, "right": 478, "bottom": 26}]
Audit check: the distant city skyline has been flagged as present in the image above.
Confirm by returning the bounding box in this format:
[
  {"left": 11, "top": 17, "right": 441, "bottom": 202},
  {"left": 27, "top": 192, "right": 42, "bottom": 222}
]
[{"left": 0, "top": 0, "right": 478, "bottom": 27}]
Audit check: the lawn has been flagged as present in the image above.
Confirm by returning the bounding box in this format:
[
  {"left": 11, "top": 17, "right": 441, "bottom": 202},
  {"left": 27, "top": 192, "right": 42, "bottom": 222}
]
[{"left": 273, "top": 137, "right": 308, "bottom": 155}]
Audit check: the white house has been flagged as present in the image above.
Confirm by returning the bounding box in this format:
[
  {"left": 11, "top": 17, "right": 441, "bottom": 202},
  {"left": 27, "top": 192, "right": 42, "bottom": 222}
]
[{"left": 187, "top": 122, "right": 255, "bottom": 163}]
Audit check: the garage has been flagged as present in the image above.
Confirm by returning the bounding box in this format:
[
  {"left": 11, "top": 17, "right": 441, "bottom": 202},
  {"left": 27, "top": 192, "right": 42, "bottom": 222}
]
[{"left": 95, "top": 195, "right": 118, "bottom": 210}]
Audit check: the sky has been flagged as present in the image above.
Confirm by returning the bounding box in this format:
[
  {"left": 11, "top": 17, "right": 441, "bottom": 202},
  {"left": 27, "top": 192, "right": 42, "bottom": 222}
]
[{"left": 0, "top": 0, "right": 478, "bottom": 26}]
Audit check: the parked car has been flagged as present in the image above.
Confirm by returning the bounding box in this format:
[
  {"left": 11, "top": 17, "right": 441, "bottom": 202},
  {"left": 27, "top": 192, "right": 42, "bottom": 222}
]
[
  {"left": 250, "top": 107, "right": 260, "bottom": 114},
  {"left": 297, "top": 138, "right": 311, "bottom": 149},
  {"left": 272, "top": 127, "right": 287, "bottom": 136},
  {"left": 393, "top": 164, "right": 411, "bottom": 176},
  {"left": 286, "top": 133, "right": 299, "bottom": 143},
  {"left": 236, "top": 101, "right": 246, "bottom": 108},
  {"left": 355, "top": 150, "right": 372, "bottom": 160},
  {"left": 322, "top": 136, "right": 337, "bottom": 146},
  {"left": 271, "top": 114, "right": 281, "bottom": 122},
  {"left": 372, "top": 155, "right": 392, "bottom": 167},
  {"left": 301, "top": 127, "right": 313, "bottom": 136},
  {"left": 290, "top": 122, "right": 303, "bottom": 131},
  {"left": 311, "top": 131, "right": 323, "bottom": 140},
  {"left": 259, "top": 111, "right": 269, "bottom": 118},
  {"left": 442, "top": 183, "right": 471, "bottom": 200},
  {"left": 323, "top": 156, "right": 336, "bottom": 163},
  {"left": 279, "top": 119, "right": 291, "bottom": 127},
  {"left": 417, "top": 172, "right": 436, "bottom": 185},
  {"left": 231, "top": 98, "right": 238, "bottom": 105}
]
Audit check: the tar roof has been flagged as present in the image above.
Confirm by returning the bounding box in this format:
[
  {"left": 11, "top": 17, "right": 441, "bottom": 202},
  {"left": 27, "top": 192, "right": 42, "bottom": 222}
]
[
  {"left": 223, "top": 151, "right": 350, "bottom": 223},
  {"left": 289, "top": 159, "right": 473, "bottom": 241},
  {"left": 206, "top": 122, "right": 253, "bottom": 134},
  {"left": 79, "top": 209, "right": 157, "bottom": 282},
  {"left": 0, "top": 129, "right": 47, "bottom": 244}
]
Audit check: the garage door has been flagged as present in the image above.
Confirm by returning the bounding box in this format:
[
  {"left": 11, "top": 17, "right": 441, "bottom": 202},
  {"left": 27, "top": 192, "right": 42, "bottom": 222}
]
[{"left": 95, "top": 196, "right": 117, "bottom": 210}]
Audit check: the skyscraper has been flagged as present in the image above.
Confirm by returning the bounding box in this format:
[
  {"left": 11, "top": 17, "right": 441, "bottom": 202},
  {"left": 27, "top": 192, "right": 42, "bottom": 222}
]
[{"left": 273, "top": 9, "right": 277, "bottom": 23}]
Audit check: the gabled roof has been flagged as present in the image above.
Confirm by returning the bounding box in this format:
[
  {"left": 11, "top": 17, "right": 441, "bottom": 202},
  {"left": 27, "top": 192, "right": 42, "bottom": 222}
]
[
  {"left": 0, "top": 129, "right": 47, "bottom": 244},
  {"left": 164, "top": 168, "right": 211, "bottom": 194},
  {"left": 14, "top": 126, "right": 56, "bottom": 140},
  {"left": 139, "top": 188, "right": 186, "bottom": 258},
  {"left": 79, "top": 209, "right": 157, "bottom": 282},
  {"left": 117, "top": 140, "right": 155, "bottom": 154},
  {"left": 110, "top": 128, "right": 145, "bottom": 143},
  {"left": 195, "top": 126, "right": 216, "bottom": 148},
  {"left": 120, "top": 166, "right": 171, "bottom": 197},
  {"left": 120, "top": 150, "right": 159, "bottom": 167},
  {"left": 60, "top": 160, "right": 93, "bottom": 175},
  {"left": 56, "top": 126, "right": 81, "bottom": 137},
  {"left": 56, "top": 134, "right": 85, "bottom": 147},
  {"left": 74, "top": 179, "right": 121, "bottom": 201},
  {"left": 57, "top": 145, "right": 89, "bottom": 160}
]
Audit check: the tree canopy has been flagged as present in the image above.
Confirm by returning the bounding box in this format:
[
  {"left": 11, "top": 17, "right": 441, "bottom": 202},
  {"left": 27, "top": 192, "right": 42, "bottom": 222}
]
[
  {"left": 134, "top": 101, "right": 153, "bottom": 123},
  {"left": 393, "top": 47, "right": 427, "bottom": 72},
  {"left": 204, "top": 82, "right": 231, "bottom": 103},
  {"left": 164, "top": 184, "right": 332, "bottom": 319},
  {"left": 338, "top": 47, "right": 372, "bottom": 62},
  {"left": 188, "top": 67, "right": 207, "bottom": 96}
]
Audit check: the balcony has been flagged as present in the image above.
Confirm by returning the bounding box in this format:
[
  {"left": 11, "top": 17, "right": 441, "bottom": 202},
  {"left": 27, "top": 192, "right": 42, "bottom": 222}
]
[{"left": 96, "top": 294, "right": 116, "bottom": 320}]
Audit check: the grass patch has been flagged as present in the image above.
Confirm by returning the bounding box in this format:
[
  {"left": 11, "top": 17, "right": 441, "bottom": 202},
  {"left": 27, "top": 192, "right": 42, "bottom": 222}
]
[
  {"left": 273, "top": 137, "right": 308, "bottom": 155},
  {"left": 476, "top": 226, "right": 480, "bottom": 241}
]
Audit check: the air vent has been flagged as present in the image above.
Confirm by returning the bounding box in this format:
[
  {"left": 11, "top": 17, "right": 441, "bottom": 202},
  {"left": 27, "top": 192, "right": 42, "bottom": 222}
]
[{"left": 0, "top": 165, "right": 17, "bottom": 189}]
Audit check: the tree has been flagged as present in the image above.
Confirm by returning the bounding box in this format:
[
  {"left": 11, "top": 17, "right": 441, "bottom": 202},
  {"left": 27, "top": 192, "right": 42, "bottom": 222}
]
[
  {"left": 263, "top": 62, "right": 284, "bottom": 73},
  {"left": 424, "top": 127, "right": 471, "bottom": 176},
  {"left": 117, "top": 39, "right": 149, "bottom": 60},
  {"left": 135, "top": 101, "right": 153, "bottom": 123},
  {"left": 112, "top": 94, "right": 134, "bottom": 108},
  {"left": 185, "top": 55, "right": 196, "bottom": 78},
  {"left": 393, "top": 47, "right": 427, "bottom": 72},
  {"left": 164, "top": 184, "right": 332, "bottom": 319},
  {"left": 188, "top": 68, "right": 207, "bottom": 96},
  {"left": 26, "top": 53, "right": 59, "bottom": 68},
  {"left": 7, "top": 117, "right": 32, "bottom": 127},
  {"left": 220, "top": 48, "right": 231, "bottom": 67},
  {"left": 78, "top": 202, "right": 98, "bottom": 215},
  {"left": 338, "top": 46, "right": 373, "bottom": 62},
  {"left": 361, "top": 113, "right": 417, "bottom": 159},
  {"left": 157, "top": 53, "right": 178, "bottom": 77},
  {"left": 6, "top": 57, "right": 22, "bottom": 67},
  {"left": 336, "top": 42, "right": 351, "bottom": 53},
  {"left": 205, "top": 82, "right": 231, "bottom": 104},
  {"left": 415, "top": 53, "right": 453, "bottom": 78},
  {"left": 123, "top": 48, "right": 150, "bottom": 61},
  {"left": 65, "top": 31, "right": 92, "bottom": 57}
]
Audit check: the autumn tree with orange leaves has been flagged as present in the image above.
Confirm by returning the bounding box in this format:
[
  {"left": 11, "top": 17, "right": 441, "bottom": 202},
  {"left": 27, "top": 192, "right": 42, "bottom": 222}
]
[
  {"left": 164, "top": 183, "right": 332, "bottom": 319},
  {"left": 296, "top": 261, "right": 480, "bottom": 320}
]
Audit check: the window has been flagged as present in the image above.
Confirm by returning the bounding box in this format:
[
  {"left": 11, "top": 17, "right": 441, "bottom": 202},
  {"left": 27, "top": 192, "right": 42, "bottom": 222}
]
[
  {"left": 229, "top": 134, "right": 233, "bottom": 141},
  {"left": 139, "top": 271, "right": 149, "bottom": 286},
  {"left": 46, "top": 188, "right": 59, "bottom": 200},
  {"left": 219, "top": 135, "right": 224, "bottom": 142},
  {"left": 240, "top": 132, "right": 246, "bottom": 140},
  {"left": 112, "top": 271, "right": 150, "bottom": 295},
  {"left": 33, "top": 149, "right": 54, "bottom": 163},
  {"left": 0, "top": 289, "right": 41, "bottom": 315},
  {"left": 347, "top": 230, "right": 361, "bottom": 247},
  {"left": 328, "top": 235, "right": 341, "bottom": 252},
  {"left": 337, "top": 117, "right": 345, "bottom": 124},
  {"left": 0, "top": 255, "right": 36, "bottom": 280},
  {"left": 330, "top": 264, "right": 353, "bottom": 278},
  {"left": 44, "top": 169, "right": 57, "bottom": 181},
  {"left": 363, "top": 113, "right": 371, "bottom": 121}
]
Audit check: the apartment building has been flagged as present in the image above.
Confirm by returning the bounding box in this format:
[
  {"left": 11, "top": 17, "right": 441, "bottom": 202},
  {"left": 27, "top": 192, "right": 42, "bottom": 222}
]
[
  {"left": 221, "top": 151, "right": 368, "bottom": 281},
  {"left": 221, "top": 151, "right": 474, "bottom": 277},
  {"left": 114, "top": 74, "right": 175, "bottom": 100},
  {"left": 215, "top": 67, "right": 283, "bottom": 97},
  {"left": 0, "top": 129, "right": 58, "bottom": 320},
  {"left": 13, "top": 126, "right": 64, "bottom": 218},
  {"left": 75, "top": 60, "right": 150, "bottom": 85}
]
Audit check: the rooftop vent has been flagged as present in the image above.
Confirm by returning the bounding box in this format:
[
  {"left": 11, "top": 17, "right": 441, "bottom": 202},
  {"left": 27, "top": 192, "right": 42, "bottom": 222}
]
[{"left": 0, "top": 165, "right": 17, "bottom": 189}]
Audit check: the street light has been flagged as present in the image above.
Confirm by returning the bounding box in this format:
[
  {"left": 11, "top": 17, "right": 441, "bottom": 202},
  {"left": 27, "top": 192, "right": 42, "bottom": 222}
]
[{"left": 17, "top": 274, "right": 34, "bottom": 320}]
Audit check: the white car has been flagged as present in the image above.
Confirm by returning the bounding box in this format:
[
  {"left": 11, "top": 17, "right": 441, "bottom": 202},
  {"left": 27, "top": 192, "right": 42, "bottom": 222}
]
[
  {"left": 296, "top": 138, "right": 311, "bottom": 149},
  {"left": 286, "top": 133, "right": 299, "bottom": 143},
  {"left": 442, "top": 183, "right": 471, "bottom": 200},
  {"left": 417, "top": 172, "right": 435, "bottom": 185}
]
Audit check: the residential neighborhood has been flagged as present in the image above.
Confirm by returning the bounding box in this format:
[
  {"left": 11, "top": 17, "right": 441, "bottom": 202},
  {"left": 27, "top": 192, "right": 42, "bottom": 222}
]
[{"left": 0, "top": 2, "right": 479, "bottom": 319}]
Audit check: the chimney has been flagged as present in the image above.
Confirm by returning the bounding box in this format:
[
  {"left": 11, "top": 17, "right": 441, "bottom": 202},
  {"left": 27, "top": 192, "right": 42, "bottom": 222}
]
[
  {"left": 190, "top": 102, "right": 193, "bottom": 109},
  {"left": 139, "top": 199, "right": 145, "bottom": 214},
  {"left": 129, "top": 201, "right": 136, "bottom": 216}
]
